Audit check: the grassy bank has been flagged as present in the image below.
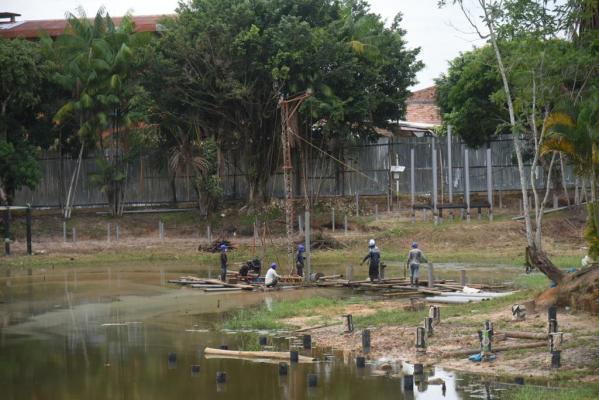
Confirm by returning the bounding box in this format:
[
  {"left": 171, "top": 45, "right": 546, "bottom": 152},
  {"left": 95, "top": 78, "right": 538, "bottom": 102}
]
[{"left": 221, "top": 274, "right": 549, "bottom": 331}]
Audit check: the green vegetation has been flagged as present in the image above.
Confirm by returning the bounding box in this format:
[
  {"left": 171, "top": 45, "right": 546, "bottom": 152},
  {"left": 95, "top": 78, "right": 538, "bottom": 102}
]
[
  {"left": 223, "top": 296, "right": 346, "bottom": 330},
  {"left": 505, "top": 384, "right": 599, "bottom": 400}
]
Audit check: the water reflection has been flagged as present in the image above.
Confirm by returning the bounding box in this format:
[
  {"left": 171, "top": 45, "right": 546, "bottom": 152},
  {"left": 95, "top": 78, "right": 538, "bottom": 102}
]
[{"left": 0, "top": 265, "right": 543, "bottom": 399}]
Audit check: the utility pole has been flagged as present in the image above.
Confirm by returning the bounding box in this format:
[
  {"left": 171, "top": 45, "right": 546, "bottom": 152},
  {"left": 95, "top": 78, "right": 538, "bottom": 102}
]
[{"left": 279, "top": 91, "right": 312, "bottom": 273}]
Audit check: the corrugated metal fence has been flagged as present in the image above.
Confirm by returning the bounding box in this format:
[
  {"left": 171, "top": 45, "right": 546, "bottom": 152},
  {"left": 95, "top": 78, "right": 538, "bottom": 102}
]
[{"left": 15, "top": 135, "right": 572, "bottom": 207}]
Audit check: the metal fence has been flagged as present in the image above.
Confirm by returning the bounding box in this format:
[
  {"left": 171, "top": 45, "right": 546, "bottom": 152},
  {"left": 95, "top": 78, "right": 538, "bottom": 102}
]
[{"left": 15, "top": 134, "right": 572, "bottom": 208}]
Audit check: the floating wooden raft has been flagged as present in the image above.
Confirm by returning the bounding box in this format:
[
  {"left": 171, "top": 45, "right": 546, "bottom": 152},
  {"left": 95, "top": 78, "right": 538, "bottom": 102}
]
[{"left": 204, "top": 347, "right": 316, "bottom": 362}]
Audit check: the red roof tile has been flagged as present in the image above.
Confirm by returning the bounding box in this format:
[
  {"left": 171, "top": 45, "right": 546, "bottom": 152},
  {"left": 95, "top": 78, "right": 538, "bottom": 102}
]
[{"left": 0, "top": 15, "right": 169, "bottom": 39}]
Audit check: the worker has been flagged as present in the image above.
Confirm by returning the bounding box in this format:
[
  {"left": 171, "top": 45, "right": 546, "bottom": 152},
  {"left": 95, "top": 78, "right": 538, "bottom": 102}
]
[
  {"left": 407, "top": 242, "right": 428, "bottom": 286},
  {"left": 265, "top": 262, "right": 281, "bottom": 288},
  {"left": 296, "top": 244, "right": 305, "bottom": 276},
  {"left": 219, "top": 244, "right": 228, "bottom": 282},
  {"left": 361, "top": 239, "right": 381, "bottom": 282}
]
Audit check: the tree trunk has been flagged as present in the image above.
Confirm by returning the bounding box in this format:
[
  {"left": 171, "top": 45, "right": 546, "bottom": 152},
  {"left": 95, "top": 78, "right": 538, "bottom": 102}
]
[{"left": 526, "top": 246, "right": 565, "bottom": 284}]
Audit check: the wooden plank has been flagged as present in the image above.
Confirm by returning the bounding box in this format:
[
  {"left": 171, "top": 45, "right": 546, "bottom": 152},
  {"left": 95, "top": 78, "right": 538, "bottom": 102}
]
[
  {"left": 204, "top": 347, "right": 316, "bottom": 362},
  {"left": 190, "top": 284, "right": 225, "bottom": 288},
  {"left": 203, "top": 287, "right": 243, "bottom": 292},
  {"left": 203, "top": 279, "right": 255, "bottom": 290}
]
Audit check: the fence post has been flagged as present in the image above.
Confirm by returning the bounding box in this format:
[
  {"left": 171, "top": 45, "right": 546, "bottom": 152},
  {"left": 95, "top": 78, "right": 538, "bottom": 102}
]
[
  {"left": 63, "top": 221, "right": 67, "bottom": 242},
  {"left": 448, "top": 125, "right": 453, "bottom": 203},
  {"left": 116, "top": 224, "right": 120, "bottom": 241},
  {"left": 305, "top": 210, "right": 311, "bottom": 281},
  {"left": 344, "top": 214, "right": 348, "bottom": 236},
  {"left": 72, "top": 227, "right": 77, "bottom": 243},
  {"left": 486, "top": 143, "right": 493, "bottom": 221},
  {"left": 464, "top": 147, "right": 471, "bottom": 222},
  {"left": 26, "top": 206, "right": 32, "bottom": 255},
  {"left": 331, "top": 208, "right": 335, "bottom": 232},
  {"left": 355, "top": 192, "right": 359, "bottom": 216},
  {"left": 107, "top": 223, "right": 111, "bottom": 242},
  {"left": 3, "top": 207, "right": 10, "bottom": 256}
]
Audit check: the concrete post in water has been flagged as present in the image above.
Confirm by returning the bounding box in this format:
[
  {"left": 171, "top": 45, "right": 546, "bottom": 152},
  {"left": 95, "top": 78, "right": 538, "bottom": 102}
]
[
  {"left": 404, "top": 375, "right": 414, "bottom": 391},
  {"left": 72, "top": 228, "right": 77, "bottom": 243},
  {"left": 427, "top": 263, "right": 434, "bottom": 288},
  {"left": 167, "top": 352, "right": 177, "bottom": 369},
  {"left": 305, "top": 210, "right": 311, "bottom": 281},
  {"left": 278, "top": 362, "right": 288, "bottom": 376},
  {"left": 116, "top": 224, "right": 120, "bottom": 241},
  {"left": 486, "top": 143, "right": 493, "bottom": 221},
  {"left": 424, "top": 317, "right": 434, "bottom": 337},
  {"left": 414, "top": 363, "right": 424, "bottom": 375},
  {"left": 460, "top": 270, "right": 467, "bottom": 287},
  {"left": 356, "top": 356, "right": 366, "bottom": 368},
  {"left": 303, "top": 334, "right": 312, "bottom": 350},
  {"left": 344, "top": 314, "right": 354, "bottom": 333},
  {"left": 26, "top": 206, "right": 32, "bottom": 255},
  {"left": 346, "top": 265, "right": 353, "bottom": 281},
  {"left": 216, "top": 372, "right": 226, "bottom": 383},
  {"left": 464, "top": 147, "right": 471, "bottom": 222},
  {"left": 308, "top": 374, "right": 318, "bottom": 387},
  {"left": 416, "top": 327, "right": 426, "bottom": 352},
  {"left": 107, "top": 223, "right": 111, "bottom": 242},
  {"left": 63, "top": 221, "right": 67, "bottom": 242},
  {"left": 290, "top": 350, "right": 299, "bottom": 363},
  {"left": 448, "top": 125, "right": 453, "bottom": 203},
  {"left": 362, "top": 329, "right": 371, "bottom": 354},
  {"left": 331, "top": 208, "right": 335, "bottom": 232},
  {"left": 344, "top": 214, "right": 348, "bottom": 236}
]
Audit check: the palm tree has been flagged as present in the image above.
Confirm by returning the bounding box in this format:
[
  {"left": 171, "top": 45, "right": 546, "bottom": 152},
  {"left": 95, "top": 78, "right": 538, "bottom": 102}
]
[{"left": 542, "top": 92, "right": 599, "bottom": 258}]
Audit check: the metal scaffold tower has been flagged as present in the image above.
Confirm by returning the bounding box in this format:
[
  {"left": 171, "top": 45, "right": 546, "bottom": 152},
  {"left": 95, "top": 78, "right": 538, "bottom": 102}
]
[{"left": 278, "top": 91, "right": 311, "bottom": 272}]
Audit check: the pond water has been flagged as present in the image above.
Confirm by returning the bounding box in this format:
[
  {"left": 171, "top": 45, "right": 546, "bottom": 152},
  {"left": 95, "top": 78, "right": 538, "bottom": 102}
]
[{"left": 0, "top": 264, "right": 533, "bottom": 399}]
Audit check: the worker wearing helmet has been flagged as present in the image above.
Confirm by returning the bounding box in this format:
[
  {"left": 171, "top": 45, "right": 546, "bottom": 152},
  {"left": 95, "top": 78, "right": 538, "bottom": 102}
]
[
  {"left": 265, "top": 262, "right": 281, "bottom": 287},
  {"left": 407, "top": 242, "right": 428, "bottom": 286},
  {"left": 219, "top": 244, "right": 228, "bottom": 282},
  {"left": 296, "top": 244, "right": 306, "bottom": 277},
  {"left": 361, "top": 239, "right": 381, "bottom": 282}
]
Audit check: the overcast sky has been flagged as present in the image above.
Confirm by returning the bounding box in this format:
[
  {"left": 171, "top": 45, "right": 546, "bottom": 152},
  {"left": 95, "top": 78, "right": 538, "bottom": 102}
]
[{"left": 3, "top": 0, "right": 484, "bottom": 89}]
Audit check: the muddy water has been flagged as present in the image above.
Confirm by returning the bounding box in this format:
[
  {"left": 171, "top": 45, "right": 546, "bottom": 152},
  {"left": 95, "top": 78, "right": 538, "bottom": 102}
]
[{"left": 1, "top": 265, "right": 523, "bottom": 399}]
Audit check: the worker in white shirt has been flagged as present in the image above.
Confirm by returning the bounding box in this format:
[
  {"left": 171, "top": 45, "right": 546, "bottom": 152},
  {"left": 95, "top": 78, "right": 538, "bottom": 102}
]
[{"left": 265, "top": 262, "right": 281, "bottom": 287}]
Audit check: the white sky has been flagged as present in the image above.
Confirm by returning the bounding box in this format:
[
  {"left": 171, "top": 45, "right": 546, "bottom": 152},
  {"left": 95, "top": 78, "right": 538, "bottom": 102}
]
[{"left": 2, "top": 0, "right": 484, "bottom": 89}]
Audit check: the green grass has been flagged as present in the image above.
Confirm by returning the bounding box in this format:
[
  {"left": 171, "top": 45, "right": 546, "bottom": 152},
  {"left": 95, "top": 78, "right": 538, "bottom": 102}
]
[
  {"left": 223, "top": 296, "right": 346, "bottom": 330},
  {"left": 505, "top": 384, "right": 599, "bottom": 400}
]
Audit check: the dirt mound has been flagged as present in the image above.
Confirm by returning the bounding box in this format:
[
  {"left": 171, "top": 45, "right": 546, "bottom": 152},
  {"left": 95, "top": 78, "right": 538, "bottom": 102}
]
[
  {"left": 197, "top": 239, "right": 235, "bottom": 253},
  {"left": 535, "top": 265, "right": 599, "bottom": 314}
]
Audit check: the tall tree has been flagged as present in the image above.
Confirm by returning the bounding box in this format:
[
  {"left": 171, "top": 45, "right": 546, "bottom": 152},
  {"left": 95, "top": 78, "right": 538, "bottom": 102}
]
[
  {"left": 0, "top": 38, "right": 45, "bottom": 205},
  {"left": 149, "top": 0, "right": 422, "bottom": 206}
]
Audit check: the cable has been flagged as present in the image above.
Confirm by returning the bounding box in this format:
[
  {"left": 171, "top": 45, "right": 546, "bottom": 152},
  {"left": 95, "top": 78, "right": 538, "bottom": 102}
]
[{"left": 289, "top": 130, "right": 388, "bottom": 191}]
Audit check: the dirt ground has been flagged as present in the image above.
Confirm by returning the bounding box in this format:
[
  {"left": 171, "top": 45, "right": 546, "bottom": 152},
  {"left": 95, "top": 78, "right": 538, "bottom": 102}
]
[{"left": 290, "top": 300, "right": 599, "bottom": 380}]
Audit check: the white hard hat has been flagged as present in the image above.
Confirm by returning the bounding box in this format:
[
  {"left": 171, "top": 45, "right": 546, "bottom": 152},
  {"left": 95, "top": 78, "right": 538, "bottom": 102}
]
[{"left": 369, "top": 239, "right": 375, "bottom": 247}]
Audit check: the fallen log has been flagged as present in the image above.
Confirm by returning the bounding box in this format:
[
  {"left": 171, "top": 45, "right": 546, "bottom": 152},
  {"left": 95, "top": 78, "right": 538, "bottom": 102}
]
[
  {"left": 204, "top": 347, "right": 316, "bottom": 362},
  {"left": 496, "top": 331, "right": 548, "bottom": 340},
  {"left": 441, "top": 341, "right": 547, "bottom": 358}
]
